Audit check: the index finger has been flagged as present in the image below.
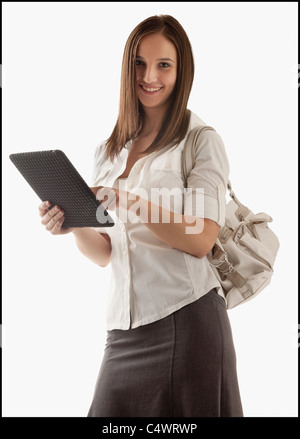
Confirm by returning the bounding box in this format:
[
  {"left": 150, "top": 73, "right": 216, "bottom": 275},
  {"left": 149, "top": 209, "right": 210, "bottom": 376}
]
[
  {"left": 90, "top": 186, "right": 104, "bottom": 196},
  {"left": 38, "top": 200, "right": 51, "bottom": 215}
]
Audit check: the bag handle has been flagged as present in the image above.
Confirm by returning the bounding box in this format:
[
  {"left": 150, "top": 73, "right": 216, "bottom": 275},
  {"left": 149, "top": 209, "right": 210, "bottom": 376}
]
[{"left": 182, "top": 126, "right": 243, "bottom": 207}]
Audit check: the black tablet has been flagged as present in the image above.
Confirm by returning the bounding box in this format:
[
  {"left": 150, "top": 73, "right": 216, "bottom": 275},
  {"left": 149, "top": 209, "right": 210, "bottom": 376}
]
[{"left": 9, "top": 149, "right": 114, "bottom": 228}]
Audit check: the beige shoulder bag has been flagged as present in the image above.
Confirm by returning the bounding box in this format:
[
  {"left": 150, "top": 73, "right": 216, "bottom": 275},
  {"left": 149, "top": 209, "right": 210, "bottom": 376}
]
[{"left": 182, "top": 126, "right": 280, "bottom": 309}]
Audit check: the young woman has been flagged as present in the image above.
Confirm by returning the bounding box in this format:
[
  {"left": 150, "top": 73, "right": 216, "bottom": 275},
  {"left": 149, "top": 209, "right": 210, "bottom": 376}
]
[{"left": 39, "top": 15, "right": 243, "bottom": 417}]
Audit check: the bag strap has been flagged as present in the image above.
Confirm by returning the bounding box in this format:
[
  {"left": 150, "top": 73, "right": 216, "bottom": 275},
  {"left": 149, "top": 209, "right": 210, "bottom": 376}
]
[
  {"left": 181, "top": 125, "right": 243, "bottom": 207},
  {"left": 209, "top": 242, "right": 252, "bottom": 299}
]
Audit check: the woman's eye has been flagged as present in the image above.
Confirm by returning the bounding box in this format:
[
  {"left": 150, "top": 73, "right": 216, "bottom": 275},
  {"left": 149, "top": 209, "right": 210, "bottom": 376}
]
[{"left": 135, "top": 60, "right": 169, "bottom": 69}]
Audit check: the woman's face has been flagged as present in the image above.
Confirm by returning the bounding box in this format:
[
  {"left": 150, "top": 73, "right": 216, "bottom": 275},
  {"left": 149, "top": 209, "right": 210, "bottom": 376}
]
[{"left": 135, "top": 33, "right": 177, "bottom": 111}]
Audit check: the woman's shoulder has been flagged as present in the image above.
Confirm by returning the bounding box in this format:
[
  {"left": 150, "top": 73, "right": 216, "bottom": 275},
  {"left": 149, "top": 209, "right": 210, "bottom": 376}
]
[
  {"left": 188, "top": 110, "right": 224, "bottom": 143},
  {"left": 186, "top": 110, "right": 228, "bottom": 161},
  {"left": 188, "top": 110, "right": 208, "bottom": 130}
]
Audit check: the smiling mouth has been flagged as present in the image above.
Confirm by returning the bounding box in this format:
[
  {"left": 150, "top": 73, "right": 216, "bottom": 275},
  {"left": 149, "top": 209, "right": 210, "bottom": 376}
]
[{"left": 139, "top": 85, "right": 163, "bottom": 95}]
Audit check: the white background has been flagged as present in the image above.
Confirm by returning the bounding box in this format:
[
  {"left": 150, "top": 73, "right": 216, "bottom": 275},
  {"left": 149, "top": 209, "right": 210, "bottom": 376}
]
[{"left": 2, "top": 2, "right": 298, "bottom": 417}]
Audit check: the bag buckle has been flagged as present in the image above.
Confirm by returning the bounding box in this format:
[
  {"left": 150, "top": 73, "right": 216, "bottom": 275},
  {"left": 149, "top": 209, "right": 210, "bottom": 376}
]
[{"left": 214, "top": 253, "right": 235, "bottom": 275}]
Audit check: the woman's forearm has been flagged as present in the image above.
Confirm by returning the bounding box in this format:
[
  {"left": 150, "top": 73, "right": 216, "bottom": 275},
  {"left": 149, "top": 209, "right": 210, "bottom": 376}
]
[
  {"left": 93, "top": 186, "right": 219, "bottom": 259},
  {"left": 72, "top": 228, "right": 111, "bottom": 267},
  {"left": 125, "top": 195, "right": 220, "bottom": 258},
  {"left": 135, "top": 197, "right": 208, "bottom": 257}
]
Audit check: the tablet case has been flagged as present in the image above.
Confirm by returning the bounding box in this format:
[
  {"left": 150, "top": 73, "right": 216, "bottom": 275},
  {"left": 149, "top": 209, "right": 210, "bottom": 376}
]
[{"left": 9, "top": 149, "right": 114, "bottom": 228}]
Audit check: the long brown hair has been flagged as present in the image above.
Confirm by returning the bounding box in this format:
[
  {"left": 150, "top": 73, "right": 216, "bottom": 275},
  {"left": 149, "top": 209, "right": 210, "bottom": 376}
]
[{"left": 104, "top": 15, "right": 195, "bottom": 162}]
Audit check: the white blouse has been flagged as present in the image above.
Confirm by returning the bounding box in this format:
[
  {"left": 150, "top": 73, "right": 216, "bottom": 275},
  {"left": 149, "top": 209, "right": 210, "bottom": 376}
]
[{"left": 91, "top": 110, "right": 230, "bottom": 330}]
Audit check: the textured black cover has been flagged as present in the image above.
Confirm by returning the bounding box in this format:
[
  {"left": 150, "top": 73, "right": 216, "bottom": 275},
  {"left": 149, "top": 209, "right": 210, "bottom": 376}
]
[{"left": 9, "top": 149, "right": 114, "bottom": 228}]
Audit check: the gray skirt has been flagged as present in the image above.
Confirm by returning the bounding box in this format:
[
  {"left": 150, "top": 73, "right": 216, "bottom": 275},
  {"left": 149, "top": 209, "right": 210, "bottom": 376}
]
[{"left": 87, "top": 288, "right": 243, "bottom": 417}]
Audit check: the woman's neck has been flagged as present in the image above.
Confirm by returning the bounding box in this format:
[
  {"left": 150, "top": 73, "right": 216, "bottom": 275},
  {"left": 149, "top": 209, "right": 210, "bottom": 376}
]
[{"left": 140, "top": 105, "right": 167, "bottom": 137}]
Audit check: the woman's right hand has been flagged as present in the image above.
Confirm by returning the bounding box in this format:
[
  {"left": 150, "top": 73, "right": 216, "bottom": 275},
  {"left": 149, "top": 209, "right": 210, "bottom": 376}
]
[{"left": 39, "top": 201, "right": 75, "bottom": 235}]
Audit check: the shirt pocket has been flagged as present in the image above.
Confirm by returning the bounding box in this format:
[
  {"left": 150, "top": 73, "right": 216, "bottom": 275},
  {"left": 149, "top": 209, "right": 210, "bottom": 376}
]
[
  {"left": 149, "top": 148, "right": 184, "bottom": 190},
  {"left": 148, "top": 149, "right": 184, "bottom": 214},
  {"left": 151, "top": 148, "right": 182, "bottom": 172}
]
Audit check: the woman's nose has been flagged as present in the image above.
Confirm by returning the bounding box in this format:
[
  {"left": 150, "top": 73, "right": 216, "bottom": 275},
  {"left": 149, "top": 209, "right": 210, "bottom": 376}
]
[{"left": 142, "top": 64, "right": 158, "bottom": 84}]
